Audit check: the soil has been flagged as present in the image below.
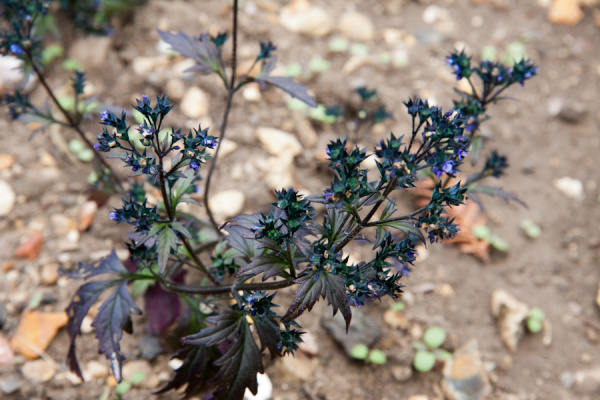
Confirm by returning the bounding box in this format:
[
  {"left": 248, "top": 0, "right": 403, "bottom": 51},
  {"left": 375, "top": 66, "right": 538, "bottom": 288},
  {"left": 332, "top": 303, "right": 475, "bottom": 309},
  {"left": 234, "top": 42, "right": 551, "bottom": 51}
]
[{"left": 1, "top": 1, "right": 600, "bottom": 400}]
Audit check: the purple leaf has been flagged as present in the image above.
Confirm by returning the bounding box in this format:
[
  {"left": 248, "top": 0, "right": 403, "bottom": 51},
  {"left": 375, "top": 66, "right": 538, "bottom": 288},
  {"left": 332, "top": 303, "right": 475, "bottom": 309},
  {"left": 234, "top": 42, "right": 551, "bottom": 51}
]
[
  {"left": 92, "top": 281, "right": 142, "bottom": 382},
  {"left": 253, "top": 57, "right": 317, "bottom": 108},
  {"left": 236, "top": 254, "right": 290, "bottom": 281},
  {"left": 157, "top": 30, "right": 223, "bottom": 76},
  {"left": 62, "top": 250, "right": 127, "bottom": 280},
  {"left": 154, "top": 346, "right": 211, "bottom": 398},
  {"left": 252, "top": 316, "right": 281, "bottom": 359},
  {"left": 144, "top": 269, "right": 184, "bottom": 335},
  {"left": 468, "top": 184, "right": 527, "bottom": 208},
  {"left": 282, "top": 269, "right": 352, "bottom": 330},
  {"left": 182, "top": 311, "right": 242, "bottom": 347},
  {"left": 66, "top": 280, "right": 119, "bottom": 379}
]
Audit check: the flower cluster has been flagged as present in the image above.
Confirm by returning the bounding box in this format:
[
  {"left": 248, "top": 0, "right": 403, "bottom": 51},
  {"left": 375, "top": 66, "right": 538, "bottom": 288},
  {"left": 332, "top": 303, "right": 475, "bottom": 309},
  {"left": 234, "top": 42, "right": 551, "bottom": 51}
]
[
  {"left": 419, "top": 183, "right": 467, "bottom": 243},
  {"left": 238, "top": 291, "right": 277, "bottom": 320},
  {"left": 323, "top": 138, "right": 371, "bottom": 204},
  {"left": 0, "top": 0, "right": 50, "bottom": 59},
  {"left": 95, "top": 96, "right": 217, "bottom": 176},
  {"left": 109, "top": 197, "right": 159, "bottom": 233}
]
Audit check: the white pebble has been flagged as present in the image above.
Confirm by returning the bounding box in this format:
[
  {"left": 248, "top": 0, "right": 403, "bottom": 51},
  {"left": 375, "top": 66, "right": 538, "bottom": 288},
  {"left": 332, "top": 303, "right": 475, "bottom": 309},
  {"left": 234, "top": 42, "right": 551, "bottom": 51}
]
[{"left": 553, "top": 177, "right": 584, "bottom": 200}]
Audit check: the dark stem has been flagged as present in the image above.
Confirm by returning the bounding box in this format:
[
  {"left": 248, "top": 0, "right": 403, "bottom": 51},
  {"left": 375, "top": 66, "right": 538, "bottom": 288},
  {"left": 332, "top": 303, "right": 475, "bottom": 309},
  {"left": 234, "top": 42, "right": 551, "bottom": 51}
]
[
  {"left": 160, "top": 277, "right": 295, "bottom": 295},
  {"left": 24, "top": 51, "right": 123, "bottom": 191},
  {"left": 203, "top": 0, "right": 239, "bottom": 233}
]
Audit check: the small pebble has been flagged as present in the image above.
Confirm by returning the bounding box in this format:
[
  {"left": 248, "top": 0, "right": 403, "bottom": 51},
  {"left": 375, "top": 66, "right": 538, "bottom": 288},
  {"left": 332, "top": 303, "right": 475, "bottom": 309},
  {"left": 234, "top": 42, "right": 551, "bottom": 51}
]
[
  {"left": 21, "top": 360, "right": 56, "bottom": 383},
  {"left": 208, "top": 190, "right": 245, "bottom": 219},
  {"left": 40, "top": 263, "right": 60, "bottom": 286},
  {"left": 0, "top": 180, "right": 16, "bottom": 217},
  {"left": 181, "top": 87, "right": 209, "bottom": 119},
  {"left": 0, "top": 376, "right": 22, "bottom": 395},
  {"left": 553, "top": 176, "right": 584, "bottom": 200}
]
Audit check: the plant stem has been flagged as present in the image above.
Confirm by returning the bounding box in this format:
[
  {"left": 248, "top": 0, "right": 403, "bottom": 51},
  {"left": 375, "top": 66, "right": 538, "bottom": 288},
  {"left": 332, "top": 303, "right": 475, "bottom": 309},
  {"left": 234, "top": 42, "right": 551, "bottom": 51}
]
[
  {"left": 203, "top": 0, "right": 239, "bottom": 234},
  {"left": 160, "top": 277, "right": 295, "bottom": 295},
  {"left": 24, "top": 51, "right": 123, "bottom": 191}
]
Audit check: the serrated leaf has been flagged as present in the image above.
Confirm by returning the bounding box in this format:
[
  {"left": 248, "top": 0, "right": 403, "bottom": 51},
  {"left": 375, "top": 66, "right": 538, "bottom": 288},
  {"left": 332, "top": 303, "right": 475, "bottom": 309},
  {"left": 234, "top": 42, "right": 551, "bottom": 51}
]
[
  {"left": 155, "top": 346, "right": 211, "bottom": 398},
  {"left": 282, "top": 270, "right": 352, "bottom": 331},
  {"left": 157, "top": 227, "right": 179, "bottom": 273},
  {"left": 211, "top": 320, "right": 263, "bottom": 400},
  {"left": 66, "top": 279, "right": 120, "bottom": 379},
  {"left": 373, "top": 226, "right": 386, "bottom": 250},
  {"left": 380, "top": 199, "right": 397, "bottom": 221},
  {"left": 92, "top": 281, "right": 142, "bottom": 382},
  {"left": 157, "top": 30, "right": 223, "bottom": 75},
  {"left": 236, "top": 254, "right": 290, "bottom": 281},
  {"left": 378, "top": 220, "right": 425, "bottom": 244},
  {"left": 172, "top": 169, "right": 196, "bottom": 207},
  {"left": 144, "top": 282, "right": 182, "bottom": 335},
  {"left": 254, "top": 57, "right": 317, "bottom": 108},
  {"left": 64, "top": 250, "right": 128, "bottom": 280},
  {"left": 170, "top": 221, "right": 192, "bottom": 239},
  {"left": 223, "top": 224, "right": 261, "bottom": 259},
  {"left": 467, "top": 184, "right": 526, "bottom": 207},
  {"left": 252, "top": 316, "right": 281, "bottom": 359},
  {"left": 182, "top": 311, "right": 244, "bottom": 347}
]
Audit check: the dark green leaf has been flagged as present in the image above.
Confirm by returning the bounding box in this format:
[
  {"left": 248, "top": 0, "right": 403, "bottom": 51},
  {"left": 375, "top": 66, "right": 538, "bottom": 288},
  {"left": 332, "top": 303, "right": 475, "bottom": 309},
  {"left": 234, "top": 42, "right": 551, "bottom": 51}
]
[
  {"left": 282, "top": 270, "right": 352, "bottom": 331},
  {"left": 237, "top": 254, "right": 290, "bottom": 281}
]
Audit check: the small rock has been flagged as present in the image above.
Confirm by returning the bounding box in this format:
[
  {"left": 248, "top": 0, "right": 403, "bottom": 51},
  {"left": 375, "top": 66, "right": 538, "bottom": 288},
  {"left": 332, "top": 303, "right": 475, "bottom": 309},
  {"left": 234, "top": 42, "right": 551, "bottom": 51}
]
[
  {"left": 442, "top": 339, "right": 492, "bottom": 400},
  {"left": 168, "top": 358, "right": 183, "bottom": 371},
  {"left": 435, "top": 283, "right": 455, "bottom": 297},
  {"left": 265, "top": 155, "right": 295, "bottom": 189},
  {"left": 293, "top": 114, "right": 318, "bottom": 148},
  {"left": 242, "top": 84, "right": 262, "bottom": 102},
  {"left": 0, "top": 335, "right": 14, "bottom": 366},
  {"left": 244, "top": 373, "right": 273, "bottom": 400},
  {"left": 0, "top": 180, "right": 16, "bottom": 217},
  {"left": 279, "top": 0, "right": 333, "bottom": 37},
  {"left": 84, "top": 360, "right": 109, "bottom": 380},
  {"left": 490, "top": 290, "right": 530, "bottom": 352},
  {"left": 139, "top": 335, "right": 163, "bottom": 361},
  {"left": 0, "top": 154, "right": 15, "bottom": 170},
  {"left": 553, "top": 176, "right": 584, "bottom": 200},
  {"left": 0, "top": 376, "right": 22, "bottom": 395},
  {"left": 14, "top": 233, "right": 44, "bottom": 260},
  {"left": 392, "top": 366, "right": 413, "bottom": 382},
  {"left": 79, "top": 200, "right": 98, "bottom": 231},
  {"left": 407, "top": 396, "right": 429, "bottom": 400},
  {"left": 321, "top": 309, "right": 381, "bottom": 358},
  {"left": 579, "top": 353, "right": 593, "bottom": 364},
  {"left": 548, "top": 0, "right": 584, "bottom": 26},
  {"left": 561, "top": 371, "right": 575, "bottom": 389},
  {"left": 122, "top": 360, "right": 160, "bottom": 389},
  {"left": 383, "top": 309, "right": 410, "bottom": 330},
  {"left": 0, "top": 55, "right": 24, "bottom": 92},
  {"left": 422, "top": 5, "right": 447, "bottom": 24},
  {"left": 208, "top": 190, "right": 245, "bottom": 219},
  {"left": 596, "top": 282, "right": 600, "bottom": 309},
  {"left": 298, "top": 331, "right": 319, "bottom": 356},
  {"left": 256, "top": 127, "right": 303, "bottom": 157},
  {"left": 215, "top": 139, "right": 238, "bottom": 159},
  {"left": 574, "top": 367, "right": 600, "bottom": 394},
  {"left": 68, "top": 36, "right": 111, "bottom": 69},
  {"left": 342, "top": 55, "right": 372, "bottom": 74},
  {"left": 40, "top": 263, "right": 60, "bottom": 286},
  {"left": 51, "top": 214, "right": 77, "bottom": 236},
  {"left": 281, "top": 353, "right": 317, "bottom": 381},
  {"left": 21, "top": 359, "right": 56, "bottom": 383},
  {"left": 181, "top": 87, "right": 209, "bottom": 119},
  {"left": 338, "top": 12, "right": 374, "bottom": 41},
  {"left": 81, "top": 315, "right": 94, "bottom": 334},
  {"left": 165, "top": 78, "right": 187, "bottom": 100}
]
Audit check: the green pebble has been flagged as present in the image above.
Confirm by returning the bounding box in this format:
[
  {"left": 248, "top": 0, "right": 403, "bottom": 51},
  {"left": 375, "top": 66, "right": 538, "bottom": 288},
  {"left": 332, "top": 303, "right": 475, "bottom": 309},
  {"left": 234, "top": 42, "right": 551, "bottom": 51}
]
[
  {"left": 69, "top": 139, "right": 85, "bottom": 154},
  {"left": 529, "top": 307, "right": 545, "bottom": 320},
  {"left": 390, "top": 302, "right": 405, "bottom": 311},
  {"left": 309, "top": 104, "right": 337, "bottom": 124},
  {"left": 329, "top": 37, "right": 349, "bottom": 52},
  {"left": 520, "top": 219, "right": 541, "bottom": 238},
  {"left": 481, "top": 45, "right": 496, "bottom": 62},
  {"left": 115, "top": 381, "right": 132, "bottom": 396},
  {"left": 287, "top": 98, "right": 309, "bottom": 111},
  {"left": 423, "top": 326, "right": 446, "bottom": 349},
  {"left": 308, "top": 57, "right": 330, "bottom": 73},
  {"left": 526, "top": 316, "right": 543, "bottom": 333},
  {"left": 285, "top": 63, "right": 303, "bottom": 77},
  {"left": 58, "top": 96, "right": 75, "bottom": 111},
  {"left": 349, "top": 43, "right": 369, "bottom": 56},
  {"left": 41, "top": 44, "right": 64, "bottom": 66},
  {"left": 489, "top": 235, "right": 509, "bottom": 252},
  {"left": 413, "top": 350, "right": 436, "bottom": 372},
  {"left": 472, "top": 225, "right": 491, "bottom": 240},
  {"left": 368, "top": 349, "right": 387, "bottom": 365},
  {"left": 77, "top": 148, "right": 94, "bottom": 162},
  {"left": 350, "top": 344, "right": 369, "bottom": 360},
  {"left": 62, "top": 58, "right": 84, "bottom": 71},
  {"left": 129, "top": 371, "right": 147, "bottom": 384}
]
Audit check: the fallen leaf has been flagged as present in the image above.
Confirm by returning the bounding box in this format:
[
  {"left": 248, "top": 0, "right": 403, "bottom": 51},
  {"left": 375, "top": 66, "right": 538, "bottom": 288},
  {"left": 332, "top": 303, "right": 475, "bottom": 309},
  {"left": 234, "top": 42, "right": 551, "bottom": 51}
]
[
  {"left": 10, "top": 311, "right": 68, "bottom": 359},
  {"left": 14, "top": 233, "right": 44, "bottom": 260},
  {"left": 548, "top": 0, "right": 584, "bottom": 25},
  {"left": 414, "top": 178, "right": 490, "bottom": 261}
]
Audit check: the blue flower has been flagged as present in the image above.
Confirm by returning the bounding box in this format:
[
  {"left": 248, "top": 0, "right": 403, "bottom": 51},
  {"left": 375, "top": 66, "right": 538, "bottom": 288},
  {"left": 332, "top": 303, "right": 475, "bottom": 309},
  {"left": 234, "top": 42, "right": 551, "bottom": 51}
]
[
  {"left": 109, "top": 211, "right": 118, "bottom": 221},
  {"left": 9, "top": 44, "right": 23, "bottom": 55},
  {"left": 190, "top": 159, "right": 200, "bottom": 171}
]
